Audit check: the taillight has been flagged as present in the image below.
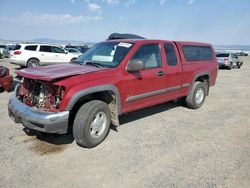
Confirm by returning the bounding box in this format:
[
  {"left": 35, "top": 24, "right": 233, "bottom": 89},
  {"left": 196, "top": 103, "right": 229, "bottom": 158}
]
[
  {"left": 224, "top": 57, "right": 228, "bottom": 61},
  {"left": 14, "top": 51, "right": 22, "bottom": 55}
]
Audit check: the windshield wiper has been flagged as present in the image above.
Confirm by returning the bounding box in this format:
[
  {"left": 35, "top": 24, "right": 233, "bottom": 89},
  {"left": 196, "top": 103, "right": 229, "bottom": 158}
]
[{"left": 83, "top": 61, "right": 103, "bottom": 68}]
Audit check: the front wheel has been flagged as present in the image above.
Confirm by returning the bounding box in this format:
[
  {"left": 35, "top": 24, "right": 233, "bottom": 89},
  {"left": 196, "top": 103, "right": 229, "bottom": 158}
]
[
  {"left": 186, "top": 81, "right": 207, "bottom": 109},
  {"left": 70, "top": 58, "right": 76, "bottom": 63},
  {"left": 73, "top": 100, "right": 111, "bottom": 148}
]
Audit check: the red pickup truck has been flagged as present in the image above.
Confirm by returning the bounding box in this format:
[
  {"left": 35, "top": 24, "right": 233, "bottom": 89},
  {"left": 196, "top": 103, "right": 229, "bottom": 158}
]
[{"left": 8, "top": 36, "right": 218, "bottom": 148}]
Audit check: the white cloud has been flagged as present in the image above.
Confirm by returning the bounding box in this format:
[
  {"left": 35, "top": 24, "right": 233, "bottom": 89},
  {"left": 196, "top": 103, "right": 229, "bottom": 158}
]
[
  {"left": 125, "top": 0, "right": 135, "bottom": 6},
  {"left": 188, "top": 0, "right": 195, "bottom": 5},
  {"left": 103, "top": 0, "right": 120, "bottom": 5},
  {"left": 88, "top": 3, "right": 102, "bottom": 13},
  {"left": 101, "top": 0, "right": 136, "bottom": 6},
  {"left": 160, "top": 0, "right": 166, "bottom": 5},
  {"left": 0, "top": 12, "right": 102, "bottom": 25}
]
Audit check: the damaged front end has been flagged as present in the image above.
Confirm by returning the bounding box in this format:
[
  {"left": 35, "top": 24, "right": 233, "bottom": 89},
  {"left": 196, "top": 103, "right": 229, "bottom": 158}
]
[
  {"left": 16, "top": 78, "right": 65, "bottom": 112},
  {"left": 8, "top": 78, "right": 69, "bottom": 134}
]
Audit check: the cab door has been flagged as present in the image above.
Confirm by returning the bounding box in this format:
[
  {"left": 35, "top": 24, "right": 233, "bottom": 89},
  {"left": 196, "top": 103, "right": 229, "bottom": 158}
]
[
  {"left": 162, "top": 42, "right": 183, "bottom": 98},
  {"left": 121, "top": 43, "right": 168, "bottom": 113}
]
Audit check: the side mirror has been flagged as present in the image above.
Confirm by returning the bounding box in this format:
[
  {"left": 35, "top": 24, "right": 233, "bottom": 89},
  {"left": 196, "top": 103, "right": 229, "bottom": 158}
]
[
  {"left": 126, "top": 59, "right": 144, "bottom": 72},
  {"left": 65, "top": 51, "right": 68, "bottom": 54}
]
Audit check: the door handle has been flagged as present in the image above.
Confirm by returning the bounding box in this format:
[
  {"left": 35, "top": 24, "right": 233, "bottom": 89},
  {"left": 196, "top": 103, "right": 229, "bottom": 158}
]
[{"left": 156, "top": 71, "right": 166, "bottom": 77}]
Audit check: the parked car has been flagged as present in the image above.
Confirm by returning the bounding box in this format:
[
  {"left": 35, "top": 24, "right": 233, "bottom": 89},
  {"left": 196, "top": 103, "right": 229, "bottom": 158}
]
[
  {"left": 8, "top": 34, "right": 218, "bottom": 148},
  {"left": 0, "top": 66, "right": 13, "bottom": 91},
  {"left": 3, "top": 45, "right": 15, "bottom": 58},
  {"left": 216, "top": 52, "right": 243, "bottom": 69},
  {"left": 10, "top": 44, "right": 79, "bottom": 67},
  {"left": 243, "top": 51, "right": 249, "bottom": 56},
  {"left": 77, "top": 46, "right": 90, "bottom": 54},
  {"left": 236, "top": 51, "right": 248, "bottom": 56},
  {"left": 65, "top": 48, "right": 82, "bottom": 57},
  {"left": 0, "top": 45, "right": 7, "bottom": 59},
  {"left": 65, "top": 45, "right": 77, "bottom": 49}
]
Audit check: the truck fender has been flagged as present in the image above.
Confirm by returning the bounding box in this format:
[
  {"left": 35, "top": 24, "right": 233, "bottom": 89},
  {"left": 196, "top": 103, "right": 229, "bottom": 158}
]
[
  {"left": 65, "top": 84, "right": 122, "bottom": 115},
  {"left": 189, "top": 72, "right": 211, "bottom": 95}
]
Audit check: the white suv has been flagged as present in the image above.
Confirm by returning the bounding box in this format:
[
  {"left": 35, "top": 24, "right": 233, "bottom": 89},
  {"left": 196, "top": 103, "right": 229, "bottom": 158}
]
[{"left": 10, "top": 44, "right": 79, "bottom": 67}]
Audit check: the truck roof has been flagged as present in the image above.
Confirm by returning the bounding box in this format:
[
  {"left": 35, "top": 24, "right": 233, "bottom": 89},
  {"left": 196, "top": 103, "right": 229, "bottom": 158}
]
[{"left": 104, "top": 39, "right": 212, "bottom": 47}]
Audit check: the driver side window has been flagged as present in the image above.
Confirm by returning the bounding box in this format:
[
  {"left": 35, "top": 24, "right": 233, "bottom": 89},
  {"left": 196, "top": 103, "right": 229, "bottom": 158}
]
[{"left": 130, "top": 44, "right": 162, "bottom": 69}]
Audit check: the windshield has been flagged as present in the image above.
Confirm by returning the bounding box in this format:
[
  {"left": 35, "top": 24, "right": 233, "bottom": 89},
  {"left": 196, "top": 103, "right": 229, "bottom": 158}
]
[{"left": 74, "top": 41, "right": 134, "bottom": 68}]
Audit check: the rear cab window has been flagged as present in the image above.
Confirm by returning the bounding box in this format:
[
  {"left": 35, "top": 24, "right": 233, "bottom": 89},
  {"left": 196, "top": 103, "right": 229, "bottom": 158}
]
[
  {"left": 164, "top": 43, "right": 178, "bottom": 66},
  {"left": 183, "top": 45, "right": 213, "bottom": 62}
]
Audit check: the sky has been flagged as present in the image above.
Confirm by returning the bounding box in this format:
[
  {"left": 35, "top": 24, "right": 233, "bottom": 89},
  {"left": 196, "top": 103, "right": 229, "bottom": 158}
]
[{"left": 0, "top": 0, "right": 250, "bottom": 45}]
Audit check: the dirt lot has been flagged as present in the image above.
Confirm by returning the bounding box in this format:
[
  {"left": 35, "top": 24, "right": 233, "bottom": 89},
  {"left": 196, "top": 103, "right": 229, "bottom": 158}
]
[{"left": 0, "top": 57, "right": 249, "bottom": 188}]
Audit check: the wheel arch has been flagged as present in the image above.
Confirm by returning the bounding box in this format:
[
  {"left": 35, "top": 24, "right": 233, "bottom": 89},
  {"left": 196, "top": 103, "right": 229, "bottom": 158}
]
[
  {"left": 189, "top": 72, "right": 210, "bottom": 96},
  {"left": 66, "top": 85, "right": 121, "bottom": 126}
]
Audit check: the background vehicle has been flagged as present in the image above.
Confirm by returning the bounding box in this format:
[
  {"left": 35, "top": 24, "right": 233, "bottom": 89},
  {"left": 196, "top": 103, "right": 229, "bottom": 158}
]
[
  {"left": 9, "top": 35, "right": 218, "bottom": 148},
  {"left": 65, "top": 48, "right": 82, "bottom": 57},
  {"left": 0, "top": 66, "right": 13, "bottom": 91},
  {"left": 0, "top": 45, "right": 7, "bottom": 59},
  {"left": 216, "top": 52, "right": 243, "bottom": 69},
  {"left": 3, "top": 45, "right": 15, "bottom": 58},
  {"left": 10, "top": 44, "right": 78, "bottom": 67},
  {"left": 236, "top": 51, "right": 248, "bottom": 56},
  {"left": 65, "top": 45, "right": 77, "bottom": 49},
  {"left": 77, "top": 46, "right": 90, "bottom": 54}
]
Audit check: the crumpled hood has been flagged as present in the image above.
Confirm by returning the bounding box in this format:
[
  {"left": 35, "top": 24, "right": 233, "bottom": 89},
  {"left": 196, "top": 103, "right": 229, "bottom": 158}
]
[{"left": 16, "top": 63, "right": 106, "bottom": 81}]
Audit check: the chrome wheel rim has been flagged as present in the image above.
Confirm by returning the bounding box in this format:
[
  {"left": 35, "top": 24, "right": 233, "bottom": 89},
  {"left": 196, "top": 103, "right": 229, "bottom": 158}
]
[
  {"left": 90, "top": 111, "right": 107, "bottom": 139},
  {"left": 195, "top": 88, "right": 204, "bottom": 104}
]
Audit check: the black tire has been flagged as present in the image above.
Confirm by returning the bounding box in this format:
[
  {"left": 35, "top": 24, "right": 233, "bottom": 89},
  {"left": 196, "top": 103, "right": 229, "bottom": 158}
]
[
  {"left": 27, "top": 58, "right": 39, "bottom": 67},
  {"left": 186, "top": 81, "right": 207, "bottom": 109},
  {"left": 70, "top": 58, "right": 76, "bottom": 63},
  {"left": 73, "top": 100, "right": 111, "bottom": 148}
]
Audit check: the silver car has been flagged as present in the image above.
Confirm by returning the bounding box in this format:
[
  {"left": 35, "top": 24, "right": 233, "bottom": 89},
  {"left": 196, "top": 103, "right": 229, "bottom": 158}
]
[
  {"left": 65, "top": 48, "right": 82, "bottom": 57},
  {"left": 216, "top": 52, "right": 243, "bottom": 70}
]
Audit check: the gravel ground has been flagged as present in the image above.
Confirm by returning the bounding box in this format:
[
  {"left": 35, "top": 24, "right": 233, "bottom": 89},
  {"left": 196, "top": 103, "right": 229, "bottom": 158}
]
[{"left": 0, "top": 57, "right": 249, "bottom": 188}]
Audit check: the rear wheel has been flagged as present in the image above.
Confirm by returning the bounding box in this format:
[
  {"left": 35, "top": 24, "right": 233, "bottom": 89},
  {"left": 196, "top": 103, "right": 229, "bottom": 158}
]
[
  {"left": 186, "top": 81, "right": 207, "bottom": 109},
  {"left": 27, "top": 58, "right": 39, "bottom": 67},
  {"left": 237, "top": 62, "right": 242, "bottom": 69},
  {"left": 73, "top": 100, "right": 111, "bottom": 148}
]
